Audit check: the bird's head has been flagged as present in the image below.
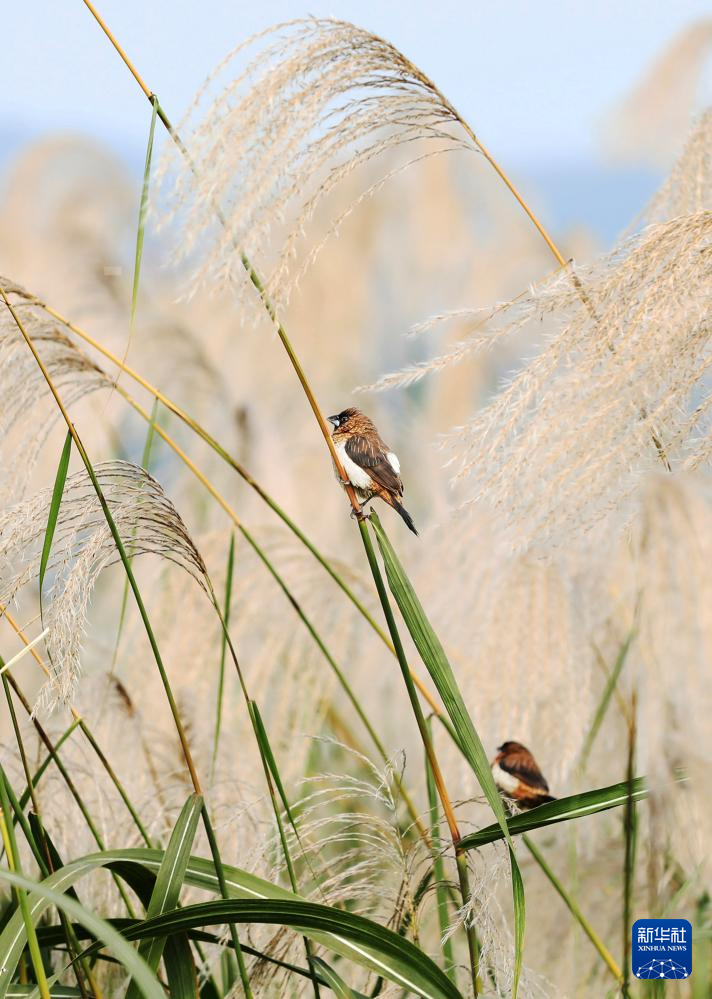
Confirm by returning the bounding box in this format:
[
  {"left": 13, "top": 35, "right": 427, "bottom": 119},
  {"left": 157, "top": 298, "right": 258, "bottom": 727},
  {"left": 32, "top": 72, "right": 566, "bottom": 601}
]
[
  {"left": 327, "top": 407, "right": 360, "bottom": 434},
  {"left": 496, "top": 740, "right": 526, "bottom": 760}
]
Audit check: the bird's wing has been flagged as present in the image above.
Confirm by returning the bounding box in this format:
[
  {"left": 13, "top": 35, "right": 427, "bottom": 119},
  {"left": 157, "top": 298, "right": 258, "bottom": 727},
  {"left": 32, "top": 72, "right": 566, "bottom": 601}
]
[
  {"left": 345, "top": 435, "right": 403, "bottom": 496},
  {"left": 499, "top": 747, "right": 550, "bottom": 792}
]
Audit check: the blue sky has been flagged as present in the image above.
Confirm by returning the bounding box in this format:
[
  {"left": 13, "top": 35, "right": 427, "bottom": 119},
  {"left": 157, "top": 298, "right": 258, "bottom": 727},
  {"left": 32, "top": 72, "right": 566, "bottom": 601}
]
[
  {"left": 1, "top": 2, "right": 709, "bottom": 240},
  {"left": 3, "top": 1, "right": 709, "bottom": 162}
]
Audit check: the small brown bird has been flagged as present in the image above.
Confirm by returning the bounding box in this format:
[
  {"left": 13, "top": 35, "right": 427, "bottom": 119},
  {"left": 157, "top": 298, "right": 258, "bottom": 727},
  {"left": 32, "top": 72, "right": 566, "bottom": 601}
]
[
  {"left": 491, "top": 741, "right": 555, "bottom": 810},
  {"left": 327, "top": 407, "right": 418, "bottom": 535}
]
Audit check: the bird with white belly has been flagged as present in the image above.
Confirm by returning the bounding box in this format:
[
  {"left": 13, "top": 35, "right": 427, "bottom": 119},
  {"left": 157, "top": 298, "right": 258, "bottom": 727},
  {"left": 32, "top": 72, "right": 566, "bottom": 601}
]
[{"left": 327, "top": 407, "right": 418, "bottom": 535}]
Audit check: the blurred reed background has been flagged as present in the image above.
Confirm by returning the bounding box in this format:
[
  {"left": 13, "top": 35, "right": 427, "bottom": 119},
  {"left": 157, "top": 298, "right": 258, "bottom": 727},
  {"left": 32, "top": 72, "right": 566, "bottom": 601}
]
[{"left": 0, "top": 5, "right": 710, "bottom": 998}]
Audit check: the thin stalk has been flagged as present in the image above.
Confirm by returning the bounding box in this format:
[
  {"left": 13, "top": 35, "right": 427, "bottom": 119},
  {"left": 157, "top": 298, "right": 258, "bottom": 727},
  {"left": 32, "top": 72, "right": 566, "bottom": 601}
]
[
  {"left": 1, "top": 283, "right": 252, "bottom": 998},
  {"left": 0, "top": 767, "right": 51, "bottom": 999},
  {"left": 247, "top": 701, "right": 321, "bottom": 999},
  {"left": 0, "top": 662, "right": 136, "bottom": 918},
  {"left": 110, "top": 90, "right": 159, "bottom": 657},
  {"left": 358, "top": 519, "right": 479, "bottom": 995},
  {"left": 114, "top": 382, "right": 449, "bottom": 752},
  {"left": 523, "top": 833, "right": 623, "bottom": 986},
  {"left": 211, "top": 531, "right": 235, "bottom": 778},
  {"left": 2, "top": 608, "right": 153, "bottom": 848},
  {"left": 111, "top": 394, "right": 160, "bottom": 674},
  {"left": 80, "top": 0, "right": 152, "bottom": 98},
  {"left": 34, "top": 299, "right": 455, "bottom": 735},
  {"left": 1, "top": 768, "right": 45, "bottom": 870},
  {"left": 129, "top": 95, "right": 158, "bottom": 329},
  {"left": 76, "top": 722, "right": 153, "bottom": 847},
  {"left": 0, "top": 705, "right": 99, "bottom": 999},
  {"left": 622, "top": 695, "right": 638, "bottom": 999},
  {"left": 19, "top": 720, "right": 81, "bottom": 812},
  {"left": 79, "top": 0, "right": 671, "bottom": 474},
  {"left": 1, "top": 676, "right": 41, "bottom": 821},
  {"left": 425, "top": 719, "right": 456, "bottom": 982},
  {"left": 0, "top": 680, "right": 91, "bottom": 999},
  {"left": 579, "top": 632, "right": 636, "bottom": 771}
]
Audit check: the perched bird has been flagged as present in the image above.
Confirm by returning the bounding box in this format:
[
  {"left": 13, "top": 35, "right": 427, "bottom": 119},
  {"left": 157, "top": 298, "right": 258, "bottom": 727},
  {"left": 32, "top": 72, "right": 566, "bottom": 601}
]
[
  {"left": 491, "top": 741, "right": 555, "bottom": 810},
  {"left": 327, "top": 407, "right": 418, "bottom": 535}
]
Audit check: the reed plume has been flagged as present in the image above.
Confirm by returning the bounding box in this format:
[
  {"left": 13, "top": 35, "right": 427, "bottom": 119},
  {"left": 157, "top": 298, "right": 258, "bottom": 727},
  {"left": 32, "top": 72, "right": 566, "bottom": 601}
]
[
  {"left": 159, "top": 18, "right": 475, "bottom": 306},
  {"left": 0, "top": 462, "right": 207, "bottom": 710},
  {"left": 383, "top": 210, "right": 712, "bottom": 552}
]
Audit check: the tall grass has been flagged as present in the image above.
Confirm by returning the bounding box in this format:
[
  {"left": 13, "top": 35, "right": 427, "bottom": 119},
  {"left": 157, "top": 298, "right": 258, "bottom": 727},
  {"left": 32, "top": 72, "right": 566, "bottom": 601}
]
[{"left": 0, "top": 7, "right": 710, "bottom": 999}]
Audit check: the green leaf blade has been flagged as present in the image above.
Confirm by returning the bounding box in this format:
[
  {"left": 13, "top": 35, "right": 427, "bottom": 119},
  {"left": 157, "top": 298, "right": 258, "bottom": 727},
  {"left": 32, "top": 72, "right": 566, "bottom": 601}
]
[
  {"left": 0, "top": 869, "right": 163, "bottom": 999},
  {"left": 125, "top": 793, "right": 202, "bottom": 998},
  {"left": 39, "top": 431, "right": 72, "bottom": 599},
  {"left": 0, "top": 849, "right": 462, "bottom": 999},
  {"left": 369, "top": 511, "right": 525, "bottom": 995},
  {"left": 116, "top": 898, "right": 462, "bottom": 999},
  {"left": 459, "top": 777, "right": 657, "bottom": 850}
]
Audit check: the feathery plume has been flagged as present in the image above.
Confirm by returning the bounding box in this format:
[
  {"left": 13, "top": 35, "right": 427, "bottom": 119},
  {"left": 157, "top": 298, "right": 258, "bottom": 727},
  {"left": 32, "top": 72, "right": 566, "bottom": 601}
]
[
  {"left": 0, "top": 462, "right": 207, "bottom": 710},
  {"left": 631, "top": 474, "right": 712, "bottom": 767},
  {"left": 159, "top": 18, "right": 472, "bottom": 306},
  {"left": 0, "top": 278, "right": 111, "bottom": 499},
  {"left": 639, "top": 107, "right": 712, "bottom": 226},
  {"left": 610, "top": 473, "right": 712, "bottom": 890},
  {"left": 443, "top": 211, "right": 712, "bottom": 552}
]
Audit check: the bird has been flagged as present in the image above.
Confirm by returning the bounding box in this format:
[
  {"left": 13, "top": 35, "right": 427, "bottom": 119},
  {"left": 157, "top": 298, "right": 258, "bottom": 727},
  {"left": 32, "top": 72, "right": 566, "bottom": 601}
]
[
  {"left": 327, "top": 407, "right": 418, "bottom": 535},
  {"left": 491, "top": 740, "right": 555, "bottom": 810}
]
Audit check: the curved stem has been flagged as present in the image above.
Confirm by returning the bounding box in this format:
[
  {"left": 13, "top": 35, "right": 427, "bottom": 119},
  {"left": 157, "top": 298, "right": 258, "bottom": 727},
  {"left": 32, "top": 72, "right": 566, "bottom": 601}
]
[
  {"left": 39, "top": 298, "right": 396, "bottom": 651},
  {"left": 111, "top": 378, "right": 445, "bottom": 719},
  {"left": 1, "top": 283, "right": 253, "bottom": 998},
  {"left": 523, "top": 833, "right": 623, "bottom": 985},
  {"left": 1, "top": 608, "right": 153, "bottom": 849},
  {"left": 358, "top": 519, "right": 479, "bottom": 994}
]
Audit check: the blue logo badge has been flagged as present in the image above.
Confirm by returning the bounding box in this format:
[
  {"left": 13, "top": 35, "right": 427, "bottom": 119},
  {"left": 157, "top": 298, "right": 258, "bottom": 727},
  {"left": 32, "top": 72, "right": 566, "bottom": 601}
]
[{"left": 632, "top": 919, "right": 692, "bottom": 980}]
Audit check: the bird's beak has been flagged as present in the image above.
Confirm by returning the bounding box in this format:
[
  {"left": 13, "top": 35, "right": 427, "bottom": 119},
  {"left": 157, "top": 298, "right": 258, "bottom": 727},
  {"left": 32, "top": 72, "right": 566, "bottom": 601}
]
[{"left": 327, "top": 415, "right": 339, "bottom": 430}]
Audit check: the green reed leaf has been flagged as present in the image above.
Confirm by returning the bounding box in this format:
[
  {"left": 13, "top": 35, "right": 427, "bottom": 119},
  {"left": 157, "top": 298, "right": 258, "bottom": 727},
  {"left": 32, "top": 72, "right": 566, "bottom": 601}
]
[
  {"left": 112, "top": 899, "right": 461, "bottom": 999},
  {"left": 125, "top": 793, "right": 202, "bottom": 999},
  {"left": 0, "top": 869, "right": 163, "bottom": 999},
  {"left": 425, "top": 720, "right": 456, "bottom": 982},
  {"left": 39, "top": 431, "right": 72, "bottom": 602},
  {"left": 304, "top": 957, "right": 368, "bottom": 999},
  {"left": 130, "top": 96, "right": 158, "bottom": 329},
  {"left": 458, "top": 776, "right": 680, "bottom": 849},
  {"left": 211, "top": 532, "right": 235, "bottom": 775},
  {"left": 579, "top": 632, "right": 635, "bottom": 770},
  {"left": 163, "top": 934, "right": 199, "bottom": 998},
  {"left": 369, "top": 510, "right": 525, "bottom": 996},
  {"left": 0, "top": 849, "right": 461, "bottom": 999}
]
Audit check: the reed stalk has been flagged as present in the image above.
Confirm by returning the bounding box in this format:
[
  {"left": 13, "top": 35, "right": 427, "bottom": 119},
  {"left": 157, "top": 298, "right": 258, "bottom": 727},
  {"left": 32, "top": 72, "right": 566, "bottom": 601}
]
[{"left": 0, "top": 282, "right": 254, "bottom": 998}]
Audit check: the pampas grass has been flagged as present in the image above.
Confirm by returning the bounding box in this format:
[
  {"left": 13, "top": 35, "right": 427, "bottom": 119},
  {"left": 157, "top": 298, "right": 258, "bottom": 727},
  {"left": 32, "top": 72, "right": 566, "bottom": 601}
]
[{"left": 0, "top": 9, "right": 710, "bottom": 998}]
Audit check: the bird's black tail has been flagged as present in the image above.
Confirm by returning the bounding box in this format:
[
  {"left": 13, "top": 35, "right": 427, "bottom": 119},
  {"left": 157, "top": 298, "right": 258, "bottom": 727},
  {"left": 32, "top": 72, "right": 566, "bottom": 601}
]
[{"left": 392, "top": 498, "right": 418, "bottom": 536}]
